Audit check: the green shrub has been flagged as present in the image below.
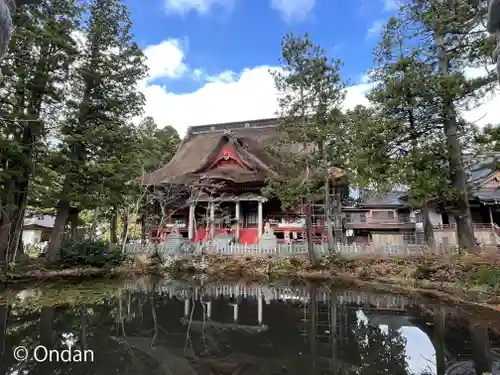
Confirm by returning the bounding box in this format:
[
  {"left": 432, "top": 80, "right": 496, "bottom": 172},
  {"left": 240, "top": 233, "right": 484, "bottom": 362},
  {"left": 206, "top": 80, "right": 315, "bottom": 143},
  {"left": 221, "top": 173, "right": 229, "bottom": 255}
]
[
  {"left": 468, "top": 265, "right": 500, "bottom": 287},
  {"left": 58, "top": 240, "right": 124, "bottom": 268}
]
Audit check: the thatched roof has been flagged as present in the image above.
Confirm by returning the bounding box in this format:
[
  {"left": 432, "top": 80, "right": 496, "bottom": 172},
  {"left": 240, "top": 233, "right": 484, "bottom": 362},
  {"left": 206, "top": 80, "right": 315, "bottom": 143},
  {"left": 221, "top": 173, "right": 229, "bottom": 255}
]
[
  {"left": 143, "top": 119, "right": 282, "bottom": 186},
  {"left": 143, "top": 118, "right": 349, "bottom": 188}
]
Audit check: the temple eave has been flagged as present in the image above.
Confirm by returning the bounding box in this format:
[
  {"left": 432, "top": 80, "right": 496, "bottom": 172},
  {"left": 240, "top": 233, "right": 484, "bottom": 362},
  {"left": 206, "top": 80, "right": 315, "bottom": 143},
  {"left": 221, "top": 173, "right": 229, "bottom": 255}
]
[{"left": 187, "top": 192, "right": 268, "bottom": 203}]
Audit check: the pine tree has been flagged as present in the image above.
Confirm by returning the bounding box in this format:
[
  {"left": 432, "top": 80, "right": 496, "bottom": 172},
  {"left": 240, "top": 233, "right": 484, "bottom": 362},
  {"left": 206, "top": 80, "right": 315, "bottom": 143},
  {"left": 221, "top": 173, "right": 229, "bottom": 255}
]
[
  {"left": 353, "top": 0, "right": 495, "bottom": 251},
  {"left": 264, "top": 33, "right": 347, "bottom": 259},
  {"left": 347, "top": 17, "right": 452, "bottom": 246}
]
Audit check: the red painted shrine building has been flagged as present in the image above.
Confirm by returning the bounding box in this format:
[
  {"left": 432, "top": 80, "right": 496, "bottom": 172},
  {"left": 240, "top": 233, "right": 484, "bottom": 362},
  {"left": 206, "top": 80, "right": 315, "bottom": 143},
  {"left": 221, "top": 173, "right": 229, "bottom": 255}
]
[
  {"left": 142, "top": 118, "right": 333, "bottom": 246},
  {"left": 142, "top": 118, "right": 500, "bottom": 248}
]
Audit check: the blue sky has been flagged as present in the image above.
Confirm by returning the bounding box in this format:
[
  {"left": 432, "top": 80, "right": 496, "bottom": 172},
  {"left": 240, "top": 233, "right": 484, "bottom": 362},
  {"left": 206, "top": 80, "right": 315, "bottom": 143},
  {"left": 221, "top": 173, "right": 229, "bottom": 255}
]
[{"left": 125, "top": 0, "right": 498, "bottom": 136}]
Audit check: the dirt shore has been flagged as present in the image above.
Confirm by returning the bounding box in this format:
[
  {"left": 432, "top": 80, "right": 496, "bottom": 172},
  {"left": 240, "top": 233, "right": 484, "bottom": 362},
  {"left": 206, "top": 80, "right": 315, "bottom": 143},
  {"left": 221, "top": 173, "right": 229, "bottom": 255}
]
[
  {"left": 165, "top": 253, "right": 500, "bottom": 309},
  {"left": 0, "top": 264, "right": 150, "bottom": 283}
]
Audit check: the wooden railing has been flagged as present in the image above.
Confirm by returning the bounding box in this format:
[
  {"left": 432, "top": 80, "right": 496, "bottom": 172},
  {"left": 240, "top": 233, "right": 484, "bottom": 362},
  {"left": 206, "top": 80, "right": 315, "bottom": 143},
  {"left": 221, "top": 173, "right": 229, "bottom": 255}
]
[
  {"left": 122, "top": 281, "right": 413, "bottom": 310},
  {"left": 432, "top": 223, "right": 496, "bottom": 230},
  {"left": 345, "top": 215, "right": 415, "bottom": 224},
  {"left": 122, "top": 241, "right": 432, "bottom": 258}
]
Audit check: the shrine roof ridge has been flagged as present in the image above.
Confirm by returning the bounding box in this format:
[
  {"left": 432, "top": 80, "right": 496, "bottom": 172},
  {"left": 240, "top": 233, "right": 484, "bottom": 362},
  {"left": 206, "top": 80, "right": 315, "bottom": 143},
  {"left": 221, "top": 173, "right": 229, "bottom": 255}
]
[{"left": 186, "top": 117, "right": 280, "bottom": 135}]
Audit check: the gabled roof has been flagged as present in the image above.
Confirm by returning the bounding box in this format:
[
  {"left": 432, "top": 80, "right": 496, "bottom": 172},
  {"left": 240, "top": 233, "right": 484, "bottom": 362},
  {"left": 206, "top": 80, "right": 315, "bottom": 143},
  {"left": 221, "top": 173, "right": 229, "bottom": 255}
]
[
  {"left": 23, "top": 215, "right": 55, "bottom": 229},
  {"left": 143, "top": 118, "right": 281, "bottom": 186},
  {"left": 468, "top": 152, "right": 500, "bottom": 188},
  {"left": 468, "top": 153, "right": 500, "bottom": 204},
  {"left": 357, "top": 190, "right": 409, "bottom": 208}
]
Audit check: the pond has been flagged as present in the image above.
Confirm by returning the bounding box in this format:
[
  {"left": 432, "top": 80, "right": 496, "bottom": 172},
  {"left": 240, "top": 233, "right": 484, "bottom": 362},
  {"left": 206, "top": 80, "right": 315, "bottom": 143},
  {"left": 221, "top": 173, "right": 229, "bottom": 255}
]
[{"left": 0, "top": 277, "right": 499, "bottom": 375}]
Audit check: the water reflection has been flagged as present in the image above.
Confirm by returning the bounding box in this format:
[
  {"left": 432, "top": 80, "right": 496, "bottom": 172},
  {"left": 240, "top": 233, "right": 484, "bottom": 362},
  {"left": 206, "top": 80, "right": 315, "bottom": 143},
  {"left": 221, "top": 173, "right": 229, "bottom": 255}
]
[{"left": 0, "top": 278, "right": 499, "bottom": 375}]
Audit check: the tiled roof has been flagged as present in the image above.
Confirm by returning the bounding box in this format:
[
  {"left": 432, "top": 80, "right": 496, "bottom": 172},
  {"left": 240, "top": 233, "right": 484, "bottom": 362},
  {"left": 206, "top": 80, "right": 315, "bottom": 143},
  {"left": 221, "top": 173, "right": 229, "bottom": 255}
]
[
  {"left": 357, "top": 190, "right": 408, "bottom": 207},
  {"left": 467, "top": 152, "right": 500, "bottom": 187}
]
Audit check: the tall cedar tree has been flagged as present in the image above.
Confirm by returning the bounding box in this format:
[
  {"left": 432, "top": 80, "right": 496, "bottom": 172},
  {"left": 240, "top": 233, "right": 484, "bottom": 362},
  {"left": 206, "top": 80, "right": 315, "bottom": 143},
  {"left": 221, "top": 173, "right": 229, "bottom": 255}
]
[
  {"left": 0, "top": 0, "right": 81, "bottom": 263},
  {"left": 46, "top": 0, "right": 147, "bottom": 260},
  {"left": 107, "top": 116, "right": 180, "bottom": 244},
  {"left": 264, "top": 33, "right": 347, "bottom": 258},
  {"left": 379, "top": 0, "right": 495, "bottom": 250}
]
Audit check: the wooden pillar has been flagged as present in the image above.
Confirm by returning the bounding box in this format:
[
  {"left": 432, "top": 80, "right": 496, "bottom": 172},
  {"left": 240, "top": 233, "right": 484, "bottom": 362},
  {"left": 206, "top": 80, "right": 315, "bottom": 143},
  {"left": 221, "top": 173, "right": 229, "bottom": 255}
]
[
  {"left": 232, "top": 303, "right": 238, "bottom": 322},
  {"left": 188, "top": 204, "right": 195, "bottom": 240},
  {"left": 489, "top": 205, "right": 495, "bottom": 244},
  {"left": 257, "top": 288, "right": 263, "bottom": 324},
  {"left": 210, "top": 202, "right": 215, "bottom": 239},
  {"left": 235, "top": 201, "right": 240, "bottom": 241},
  {"left": 258, "top": 200, "right": 263, "bottom": 239},
  {"left": 207, "top": 302, "right": 212, "bottom": 320}
]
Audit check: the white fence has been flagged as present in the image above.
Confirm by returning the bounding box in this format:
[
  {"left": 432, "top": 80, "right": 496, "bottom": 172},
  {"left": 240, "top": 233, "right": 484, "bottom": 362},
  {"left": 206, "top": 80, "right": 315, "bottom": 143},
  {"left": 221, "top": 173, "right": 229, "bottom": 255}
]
[
  {"left": 122, "top": 241, "right": 428, "bottom": 258},
  {"left": 122, "top": 280, "right": 412, "bottom": 310}
]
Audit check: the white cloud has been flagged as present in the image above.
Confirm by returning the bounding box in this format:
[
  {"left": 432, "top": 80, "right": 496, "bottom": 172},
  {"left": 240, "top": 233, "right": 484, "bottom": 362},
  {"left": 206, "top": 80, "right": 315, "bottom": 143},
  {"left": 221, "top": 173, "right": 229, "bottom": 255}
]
[
  {"left": 164, "top": 0, "right": 233, "bottom": 15},
  {"left": 367, "top": 19, "right": 385, "bottom": 38},
  {"left": 163, "top": 0, "right": 315, "bottom": 21},
  {"left": 138, "top": 39, "right": 500, "bottom": 138},
  {"left": 382, "top": 0, "right": 398, "bottom": 11},
  {"left": 140, "top": 67, "right": 373, "bottom": 137},
  {"left": 459, "top": 65, "right": 500, "bottom": 126},
  {"left": 269, "top": 0, "right": 315, "bottom": 22},
  {"left": 142, "top": 39, "right": 188, "bottom": 82},
  {"left": 139, "top": 66, "right": 279, "bottom": 136}
]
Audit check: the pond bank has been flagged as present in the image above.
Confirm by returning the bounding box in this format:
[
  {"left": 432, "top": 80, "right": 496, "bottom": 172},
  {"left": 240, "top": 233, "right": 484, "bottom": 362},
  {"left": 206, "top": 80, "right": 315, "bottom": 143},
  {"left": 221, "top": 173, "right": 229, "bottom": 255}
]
[
  {"left": 0, "top": 263, "right": 150, "bottom": 283},
  {"left": 2, "top": 253, "right": 500, "bottom": 310},
  {"left": 166, "top": 253, "right": 500, "bottom": 309}
]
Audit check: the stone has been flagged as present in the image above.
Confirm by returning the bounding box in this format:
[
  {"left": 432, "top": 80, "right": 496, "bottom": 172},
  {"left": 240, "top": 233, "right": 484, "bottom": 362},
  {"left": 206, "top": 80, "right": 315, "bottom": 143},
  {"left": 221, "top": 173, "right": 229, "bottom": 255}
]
[
  {"left": 157, "top": 231, "right": 185, "bottom": 261},
  {"left": 260, "top": 222, "right": 277, "bottom": 250}
]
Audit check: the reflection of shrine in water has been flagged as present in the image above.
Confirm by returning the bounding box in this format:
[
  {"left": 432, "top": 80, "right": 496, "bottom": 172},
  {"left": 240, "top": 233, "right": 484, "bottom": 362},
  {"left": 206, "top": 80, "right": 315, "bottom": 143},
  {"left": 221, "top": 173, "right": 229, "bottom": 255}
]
[{"left": 120, "top": 280, "right": 500, "bottom": 375}]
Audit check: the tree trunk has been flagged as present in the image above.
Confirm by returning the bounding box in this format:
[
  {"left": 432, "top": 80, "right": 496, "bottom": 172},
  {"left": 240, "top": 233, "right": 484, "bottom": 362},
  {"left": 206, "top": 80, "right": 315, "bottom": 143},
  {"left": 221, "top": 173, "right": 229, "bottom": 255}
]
[
  {"left": 7, "top": 196, "right": 27, "bottom": 265},
  {"left": 69, "top": 208, "right": 80, "bottom": 240},
  {"left": 334, "top": 187, "right": 343, "bottom": 242},
  {"left": 422, "top": 202, "right": 436, "bottom": 248},
  {"left": 309, "top": 283, "right": 318, "bottom": 375},
  {"left": 120, "top": 212, "right": 129, "bottom": 243},
  {"left": 435, "top": 32, "right": 477, "bottom": 251},
  {"left": 80, "top": 305, "right": 87, "bottom": 348},
  {"left": 110, "top": 207, "right": 118, "bottom": 244},
  {"left": 305, "top": 202, "right": 318, "bottom": 265},
  {"left": 47, "top": 200, "right": 71, "bottom": 263},
  {"left": 433, "top": 307, "right": 446, "bottom": 375},
  {"left": 470, "top": 326, "right": 492, "bottom": 375},
  {"left": 40, "top": 307, "right": 54, "bottom": 348},
  {"left": 39, "top": 306, "right": 54, "bottom": 374},
  {"left": 140, "top": 213, "right": 147, "bottom": 244},
  {"left": 330, "top": 288, "right": 339, "bottom": 375},
  {"left": 0, "top": 180, "right": 28, "bottom": 266},
  {"left": 89, "top": 206, "right": 100, "bottom": 241},
  {"left": 324, "top": 175, "right": 335, "bottom": 253},
  {"left": 0, "top": 304, "right": 8, "bottom": 357}
]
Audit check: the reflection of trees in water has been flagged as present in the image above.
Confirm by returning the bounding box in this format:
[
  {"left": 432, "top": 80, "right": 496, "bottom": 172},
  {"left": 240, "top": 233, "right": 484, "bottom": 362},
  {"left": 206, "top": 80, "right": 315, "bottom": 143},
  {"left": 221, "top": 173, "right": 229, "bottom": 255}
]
[
  {"left": 0, "top": 305, "right": 7, "bottom": 356},
  {"left": 306, "top": 285, "right": 408, "bottom": 375},
  {"left": 0, "top": 283, "right": 497, "bottom": 375},
  {"left": 349, "top": 322, "right": 408, "bottom": 375}
]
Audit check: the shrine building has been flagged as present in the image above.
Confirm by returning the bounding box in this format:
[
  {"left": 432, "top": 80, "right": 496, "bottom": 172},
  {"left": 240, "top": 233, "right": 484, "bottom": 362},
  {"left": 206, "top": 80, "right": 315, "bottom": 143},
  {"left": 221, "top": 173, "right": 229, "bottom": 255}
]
[
  {"left": 142, "top": 118, "right": 340, "bottom": 246},
  {"left": 142, "top": 118, "right": 500, "bottom": 249}
]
